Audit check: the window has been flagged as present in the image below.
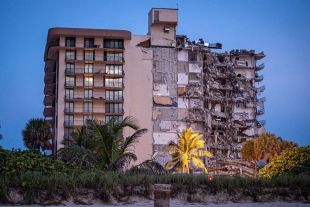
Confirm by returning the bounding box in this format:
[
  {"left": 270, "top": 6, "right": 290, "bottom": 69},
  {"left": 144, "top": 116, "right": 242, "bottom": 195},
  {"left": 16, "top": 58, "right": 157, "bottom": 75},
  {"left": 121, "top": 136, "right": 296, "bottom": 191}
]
[
  {"left": 66, "top": 50, "right": 76, "bottom": 60},
  {"left": 84, "top": 50, "right": 94, "bottom": 60},
  {"left": 104, "top": 39, "right": 124, "bottom": 49},
  {"left": 84, "top": 89, "right": 93, "bottom": 99},
  {"left": 154, "top": 11, "right": 159, "bottom": 21},
  {"left": 106, "top": 103, "right": 123, "bottom": 113},
  {"left": 105, "top": 78, "right": 122, "bottom": 87},
  {"left": 64, "top": 128, "right": 74, "bottom": 139},
  {"left": 106, "top": 65, "right": 123, "bottom": 75},
  {"left": 65, "top": 102, "right": 74, "bottom": 112},
  {"left": 105, "top": 116, "right": 122, "bottom": 123},
  {"left": 65, "top": 76, "right": 75, "bottom": 86},
  {"left": 65, "top": 115, "right": 74, "bottom": 126},
  {"left": 66, "top": 37, "right": 75, "bottom": 47},
  {"left": 84, "top": 38, "right": 94, "bottom": 48},
  {"left": 104, "top": 52, "right": 123, "bottom": 62},
  {"left": 84, "top": 63, "right": 93, "bottom": 74},
  {"left": 84, "top": 102, "right": 93, "bottom": 113},
  {"left": 65, "top": 89, "right": 74, "bottom": 99},
  {"left": 66, "top": 63, "right": 75, "bottom": 73},
  {"left": 84, "top": 115, "right": 92, "bottom": 125},
  {"left": 84, "top": 77, "right": 93, "bottom": 86},
  {"left": 106, "top": 90, "right": 122, "bottom": 100}
]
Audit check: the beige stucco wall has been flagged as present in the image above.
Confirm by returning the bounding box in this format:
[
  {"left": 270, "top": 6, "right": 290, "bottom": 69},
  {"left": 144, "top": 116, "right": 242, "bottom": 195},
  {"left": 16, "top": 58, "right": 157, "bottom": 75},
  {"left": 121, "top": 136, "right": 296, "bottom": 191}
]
[{"left": 123, "top": 35, "right": 153, "bottom": 164}]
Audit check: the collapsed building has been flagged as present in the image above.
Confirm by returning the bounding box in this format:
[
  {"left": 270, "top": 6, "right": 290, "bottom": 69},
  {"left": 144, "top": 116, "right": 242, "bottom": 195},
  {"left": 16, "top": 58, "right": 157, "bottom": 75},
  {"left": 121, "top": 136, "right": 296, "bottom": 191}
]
[
  {"left": 145, "top": 10, "right": 266, "bottom": 176},
  {"left": 43, "top": 8, "right": 265, "bottom": 176}
]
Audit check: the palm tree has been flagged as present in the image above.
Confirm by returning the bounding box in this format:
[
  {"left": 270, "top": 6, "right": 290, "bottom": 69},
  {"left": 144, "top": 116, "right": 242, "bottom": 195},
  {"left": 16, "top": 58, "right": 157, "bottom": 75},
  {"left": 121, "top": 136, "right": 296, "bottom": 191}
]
[
  {"left": 58, "top": 126, "right": 97, "bottom": 167},
  {"left": 240, "top": 139, "right": 261, "bottom": 178},
  {"left": 280, "top": 138, "right": 298, "bottom": 151},
  {"left": 255, "top": 132, "right": 281, "bottom": 163},
  {"left": 164, "top": 127, "right": 213, "bottom": 174},
  {"left": 58, "top": 116, "right": 148, "bottom": 171},
  {"left": 0, "top": 134, "right": 3, "bottom": 141},
  {"left": 22, "top": 118, "right": 52, "bottom": 151},
  {"left": 87, "top": 117, "right": 148, "bottom": 171}
]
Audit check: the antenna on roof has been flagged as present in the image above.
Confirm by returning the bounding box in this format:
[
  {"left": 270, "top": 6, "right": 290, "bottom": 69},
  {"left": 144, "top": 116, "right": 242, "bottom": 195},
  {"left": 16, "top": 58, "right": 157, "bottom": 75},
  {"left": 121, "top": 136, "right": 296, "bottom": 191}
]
[{"left": 176, "top": 3, "right": 178, "bottom": 9}]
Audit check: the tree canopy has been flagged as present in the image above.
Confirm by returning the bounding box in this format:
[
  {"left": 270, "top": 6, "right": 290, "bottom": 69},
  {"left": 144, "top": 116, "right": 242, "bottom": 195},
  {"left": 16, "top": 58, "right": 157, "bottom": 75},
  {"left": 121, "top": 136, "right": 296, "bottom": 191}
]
[
  {"left": 22, "top": 118, "right": 52, "bottom": 151},
  {"left": 58, "top": 116, "right": 148, "bottom": 171},
  {"left": 164, "top": 127, "right": 213, "bottom": 174}
]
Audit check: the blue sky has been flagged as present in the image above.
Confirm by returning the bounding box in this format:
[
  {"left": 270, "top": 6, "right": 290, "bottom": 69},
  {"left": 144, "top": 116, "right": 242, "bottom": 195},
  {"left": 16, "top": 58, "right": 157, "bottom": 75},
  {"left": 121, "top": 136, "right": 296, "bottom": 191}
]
[{"left": 0, "top": 0, "right": 309, "bottom": 150}]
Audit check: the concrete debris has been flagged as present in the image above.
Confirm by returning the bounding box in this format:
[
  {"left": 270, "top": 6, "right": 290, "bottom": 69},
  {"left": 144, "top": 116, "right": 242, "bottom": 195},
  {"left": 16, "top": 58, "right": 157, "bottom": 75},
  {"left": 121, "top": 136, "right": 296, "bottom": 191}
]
[
  {"left": 147, "top": 35, "right": 266, "bottom": 176},
  {"left": 154, "top": 97, "right": 173, "bottom": 105}
]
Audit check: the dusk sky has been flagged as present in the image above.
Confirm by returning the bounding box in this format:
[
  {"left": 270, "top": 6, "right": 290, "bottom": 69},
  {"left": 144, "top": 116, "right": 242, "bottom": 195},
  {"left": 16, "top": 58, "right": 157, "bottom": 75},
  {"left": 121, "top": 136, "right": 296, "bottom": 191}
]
[{"left": 0, "top": 0, "right": 309, "bottom": 150}]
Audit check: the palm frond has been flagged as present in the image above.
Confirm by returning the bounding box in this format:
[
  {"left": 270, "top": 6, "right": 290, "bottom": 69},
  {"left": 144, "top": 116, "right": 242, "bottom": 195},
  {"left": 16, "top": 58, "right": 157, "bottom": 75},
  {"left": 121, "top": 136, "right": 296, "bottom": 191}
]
[
  {"left": 128, "top": 160, "right": 166, "bottom": 174},
  {"left": 58, "top": 145, "right": 98, "bottom": 167},
  {"left": 109, "top": 152, "right": 137, "bottom": 171},
  {"left": 121, "top": 128, "right": 148, "bottom": 153},
  {"left": 191, "top": 157, "right": 208, "bottom": 173}
]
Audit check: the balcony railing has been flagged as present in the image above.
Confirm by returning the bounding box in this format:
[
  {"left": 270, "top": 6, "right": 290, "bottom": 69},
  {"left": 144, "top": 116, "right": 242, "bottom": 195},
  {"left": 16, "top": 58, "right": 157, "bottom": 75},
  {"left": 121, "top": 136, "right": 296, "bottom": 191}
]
[
  {"left": 64, "top": 95, "right": 74, "bottom": 100},
  {"left": 65, "top": 68, "right": 125, "bottom": 75},
  {"left": 64, "top": 120, "right": 74, "bottom": 126},
  {"left": 105, "top": 108, "right": 124, "bottom": 114},
  {"left": 104, "top": 57, "right": 125, "bottom": 62},
  {"left": 65, "top": 56, "right": 76, "bottom": 61},
  {"left": 64, "top": 120, "right": 88, "bottom": 126},
  {"left": 64, "top": 95, "right": 107, "bottom": 100},
  {"left": 84, "top": 55, "right": 94, "bottom": 61},
  {"left": 64, "top": 107, "right": 105, "bottom": 113},
  {"left": 258, "top": 97, "right": 266, "bottom": 102},
  {"left": 255, "top": 74, "right": 264, "bottom": 82},
  {"left": 256, "top": 63, "right": 265, "bottom": 70},
  {"left": 64, "top": 81, "right": 97, "bottom": 87},
  {"left": 48, "top": 39, "right": 60, "bottom": 48},
  {"left": 257, "top": 85, "right": 266, "bottom": 92},
  {"left": 105, "top": 96, "right": 124, "bottom": 101},
  {"left": 105, "top": 82, "right": 124, "bottom": 88},
  {"left": 256, "top": 108, "right": 265, "bottom": 115}
]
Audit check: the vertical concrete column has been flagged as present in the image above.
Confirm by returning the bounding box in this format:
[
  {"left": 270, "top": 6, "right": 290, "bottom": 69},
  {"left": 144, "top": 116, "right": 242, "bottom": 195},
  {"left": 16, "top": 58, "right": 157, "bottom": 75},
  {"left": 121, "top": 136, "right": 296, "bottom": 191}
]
[{"left": 154, "top": 184, "right": 171, "bottom": 207}]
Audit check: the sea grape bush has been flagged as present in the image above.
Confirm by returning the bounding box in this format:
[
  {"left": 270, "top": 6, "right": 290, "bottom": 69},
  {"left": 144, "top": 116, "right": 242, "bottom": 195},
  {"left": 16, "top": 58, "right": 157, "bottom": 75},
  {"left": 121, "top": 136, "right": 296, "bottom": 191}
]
[
  {"left": 0, "top": 146, "right": 84, "bottom": 175},
  {"left": 259, "top": 145, "right": 310, "bottom": 178}
]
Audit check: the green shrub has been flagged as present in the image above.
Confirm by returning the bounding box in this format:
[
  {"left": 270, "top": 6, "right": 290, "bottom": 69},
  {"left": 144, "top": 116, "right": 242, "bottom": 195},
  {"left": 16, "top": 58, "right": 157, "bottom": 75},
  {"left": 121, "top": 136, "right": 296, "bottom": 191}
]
[
  {"left": 0, "top": 147, "right": 86, "bottom": 175},
  {"left": 259, "top": 145, "right": 310, "bottom": 178}
]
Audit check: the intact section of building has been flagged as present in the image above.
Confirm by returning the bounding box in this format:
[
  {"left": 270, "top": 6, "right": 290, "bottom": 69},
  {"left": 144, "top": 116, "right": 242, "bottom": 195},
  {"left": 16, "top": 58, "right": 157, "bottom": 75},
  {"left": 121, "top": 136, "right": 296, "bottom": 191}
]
[{"left": 43, "top": 8, "right": 266, "bottom": 175}]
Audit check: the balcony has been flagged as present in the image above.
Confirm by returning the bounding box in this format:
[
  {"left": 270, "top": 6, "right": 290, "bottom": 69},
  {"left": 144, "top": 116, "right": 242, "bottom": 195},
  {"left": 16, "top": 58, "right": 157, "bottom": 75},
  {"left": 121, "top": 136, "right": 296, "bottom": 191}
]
[
  {"left": 44, "top": 83, "right": 55, "bottom": 95},
  {"left": 64, "top": 95, "right": 107, "bottom": 101},
  {"left": 64, "top": 81, "right": 99, "bottom": 87},
  {"left": 254, "top": 51, "right": 266, "bottom": 60},
  {"left": 64, "top": 120, "right": 87, "bottom": 127},
  {"left": 255, "top": 73, "right": 264, "bottom": 82},
  {"left": 105, "top": 82, "right": 124, "bottom": 89},
  {"left": 105, "top": 108, "right": 124, "bottom": 114},
  {"left": 44, "top": 95, "right": 55, "bottom": 106},
  {"left": 46, "top": 119, "right": 55, "bottom": 127},
  {"left": 64, "top": 107, "right": 105, "bottom": 114},
  {"left": 258, "top": 120, "right": 266, "bottom": 126},
  {"left": 65, "top": 68, "right": 124, "bottom": 76},
  {"left": 255, "top": 63, "right": 265, "bottom": 71},
  {"left": 44, "top": 107, "right": 55, "bottom": 117},
  {"left": 257, "top": 85, "right": 266, "bottom": 93},
  {"left": 258, "top": 97, "right": 266, "bottom": 103},
  {"left": 65, "top": 55, "right": 76, "bottom": 61},
  {"left": 104, "top": 56, "right": 125, "bottom": 63},
  {"left": 256, "top": 108, "right": 265, "bottom": 116},
  {"left": 48, "top": 39, "right": 60, "bottom": 49}
]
